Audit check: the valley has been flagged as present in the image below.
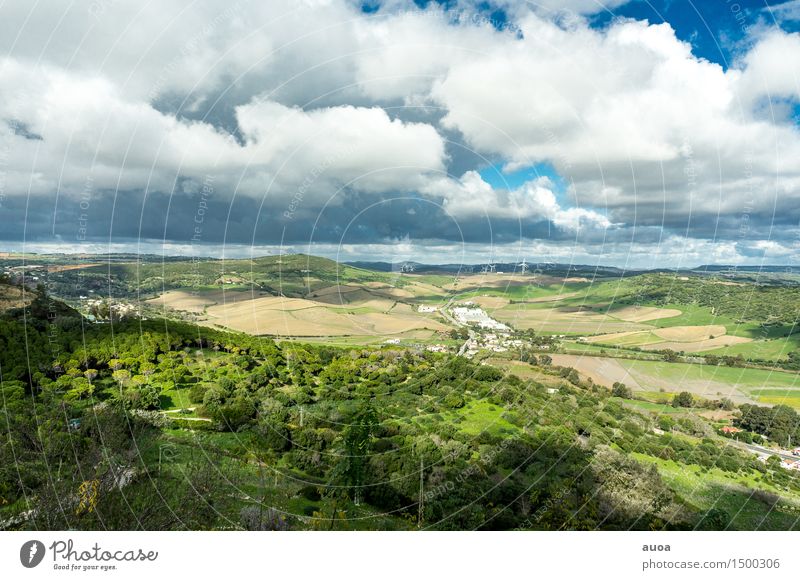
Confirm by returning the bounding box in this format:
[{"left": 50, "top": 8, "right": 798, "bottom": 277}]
[{"left": 3, "top": 253, "right": 800, "bottom": 531}]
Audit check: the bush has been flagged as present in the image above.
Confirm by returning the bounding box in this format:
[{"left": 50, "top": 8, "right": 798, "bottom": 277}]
[
  {"left": 257, "top": 419, "right": 291, "bottom": 452},
  {"left": 611, "top": 382, "right": 632, "bottom": 399},
  {"left": 120, "top": 383, "right": 161, "bottom": 410},
  {"left": 189, "top": 383, "right": 209, "bottom": 404},
  {"left": 443, "top": 392, "right": 465, "bottom": 409},
  {"left": 672, "top": 391, "right": 694, "bottom": 408}
]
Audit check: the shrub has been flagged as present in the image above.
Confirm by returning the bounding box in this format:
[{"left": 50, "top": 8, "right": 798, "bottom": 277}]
[
  {"left": 611, "top": 382, "right": 632, "bottom": 399},
  {"left": 189, "top": 383, "right": 209, "bottom": 404},
  {"left": 672, "top": 391, "right": 694, "bottom": 408}
]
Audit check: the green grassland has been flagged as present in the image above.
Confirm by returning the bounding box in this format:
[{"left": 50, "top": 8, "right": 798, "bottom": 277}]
[
  {"left": 632, "top": 454, "right": 800, "bottom": 530},
  {"left": 618, "top": 358, "right": 800, "bottom": 389}
]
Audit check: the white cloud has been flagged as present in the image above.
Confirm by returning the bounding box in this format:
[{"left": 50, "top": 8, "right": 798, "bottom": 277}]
[
  {"left": 422, "top": 171, "right": 612, "bottom": 231},
  {"left": 0, "top": 57, "right": 446, "bottom": 203},
  {"left": 0, "top": 0, "right": 798, "bottom": 256},
  {"left": 770, "top": 0, "right": 800, "bottom": 23},
  {"left": 737, "top": 30, "right": 800, "bottom": 108}
]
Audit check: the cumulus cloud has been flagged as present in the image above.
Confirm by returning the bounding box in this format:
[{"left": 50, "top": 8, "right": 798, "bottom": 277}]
[
  {"left": 422, "top": 172, "right": 612, "bottom": 232},
  {"left": 0, "top": 57, "right": 446, "bottom": 204},
  {"left": 737, "top": 30, "right": 800, "bottom": 110},
  {"left": 0, "top": 0, "right": 798, "bottom": 266}
]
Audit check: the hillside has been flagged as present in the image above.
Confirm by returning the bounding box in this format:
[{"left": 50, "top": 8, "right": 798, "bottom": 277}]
[
  {"left": 37, "top": 254, "right": 402, "bottom": 299},
  {"left": 3, "top": 297, "right": 800, "bottom": 531},
  {"left": 0, "top": 279, "right": 30, "bottom": 313}
]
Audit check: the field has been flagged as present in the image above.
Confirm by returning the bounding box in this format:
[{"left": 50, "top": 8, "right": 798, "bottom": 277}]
[
  {"left": 149, "top": 287, "right": 449, "bottom": 338},
  {"left": 551, "top": 353, "right": 800, "bottom": 406}
]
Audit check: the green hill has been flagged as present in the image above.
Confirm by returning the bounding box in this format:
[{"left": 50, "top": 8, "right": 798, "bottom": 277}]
[{"left": 47, "top": 254, "right": 397, "bottom": 298}]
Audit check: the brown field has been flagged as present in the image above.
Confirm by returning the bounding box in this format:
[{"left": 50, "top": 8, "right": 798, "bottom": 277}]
[
  {"left": 45, "top": 263, "right": 98, "bottom": 273},
  {"left": 147, "top": 289, "right": 262, "bottom": 313},
  {"left": 583, "top": 330, "right": 638, "bottom": 342},
  {"left": 494, "top": 304, "right": 652, "bottom": 334},
  {"left": 550, "top": 354, "right": 643, "bottom": 389},
  {"left": 697, "top": 409, "right": 737, "bottom": 421},
  {"left": 652, "top": 325, "right": 728, "bottom": 342},
  {"left": 607, "top": 305, "right": 682, "bottom": 323},
  {"left": 148, "top": 285, "right": 451, "bottom": 337},
  {"left": 470, "top": 296, "right": 511, "bottom": 310},
  {"left": 549, "top": 354, "right": 754, "bottom": 403},
  {"left": 198, "top": 294, "right": 448, "bottom": 337},
  {"left": 640, "top": 335, "right": 752, "bottom": 353}
]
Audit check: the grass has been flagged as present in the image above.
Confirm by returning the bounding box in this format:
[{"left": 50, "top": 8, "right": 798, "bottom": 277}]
[
  {"left": 635, "top": 391, "right": 677, "bottom": 404},
  {"left": 453, "top": 282, "right": 587, "bottom": 302},
  {"left": 632, "top": 453, "right": 800, "bottom": 530},
  {"left": 646, "top": 304, "right": 729, "bottom": 328},
  {"left": 449, "top": 400, "right": 519, "bottom": 437},
  {"left": 708, "top": 335, "right": 800, "bottom": 361},
  {"left": 750, "top": 389, "right": 800, "bottom": 407},
  {"left": 159, "top": 386, "right": 194, "bottom": 411},
  {"left": 618, "top": 358, "right": 800, "bottom": 390}
]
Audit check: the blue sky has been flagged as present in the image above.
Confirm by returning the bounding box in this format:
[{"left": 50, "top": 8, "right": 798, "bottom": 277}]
[{"left": 591, "top": 0, "right": 799, "bottom": 66}]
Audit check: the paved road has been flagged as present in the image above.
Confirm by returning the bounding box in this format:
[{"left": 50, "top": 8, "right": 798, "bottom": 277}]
[
  {"left": 438, "top": 296, "right": 475, "bottom": 356},
  {"left": 726, "top": 439, "right": 799, "bottom": 462}
]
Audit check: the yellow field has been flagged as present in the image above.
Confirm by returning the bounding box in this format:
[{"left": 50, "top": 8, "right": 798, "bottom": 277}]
[
  {"left": 147, "top": 289, "right": 263, "bottom": 313},
  {"left": 640, "top": 335, "right": 752, "bottom": 353},
  {"left": 493, "top": 304, "right": 654, "bottom": 334},
  {"left": 606, "top": 305, "right": 682, "bottom": 323},
  {"left": 148, "top": 288, "right": 449, "bottom": 337},
  {"left": 652, "top": 325, "right": 727, "bottom": 342},
  {"left": 584, "top": 323, "right": 753, "bottom": 353}
]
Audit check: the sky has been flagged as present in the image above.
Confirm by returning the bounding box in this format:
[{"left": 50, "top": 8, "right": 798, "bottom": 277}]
[{"left": 0, "top": 0, "right": 799, "bottom": 267}]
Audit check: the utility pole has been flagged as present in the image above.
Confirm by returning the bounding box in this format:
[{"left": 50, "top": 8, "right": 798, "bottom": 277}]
[{"left": 418, "top": 458, "right": 424, "bottom": 527}]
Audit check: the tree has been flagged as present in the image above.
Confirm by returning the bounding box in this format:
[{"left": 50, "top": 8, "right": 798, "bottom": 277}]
[
  {"left": 120, "top": 383, "right": 161, "bottom": 410},
  {"left": 112, "top": 369, "right": 131, "bottom": 388},
  {"left": 330, "top": 404, "right": 377, "bottom": 503},
  {"left": 611, "top": 382, "right": 632, "bottom": 399},
  {"left": 672, "top": 391, "right": 694, "bottom": 408},
  {"left": 662, "top": 349, "right": 679, "bottom": 363}
]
